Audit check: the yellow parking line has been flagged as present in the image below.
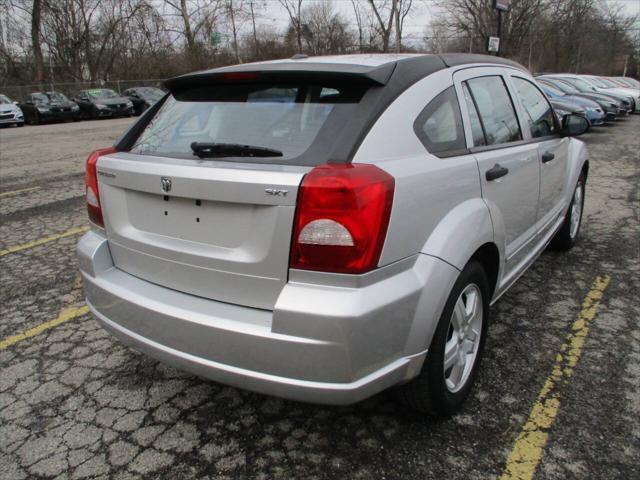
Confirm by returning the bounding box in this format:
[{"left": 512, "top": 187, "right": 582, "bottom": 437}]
[
  {"left": 0, "top": 305, "right": 89, "bottom": 350},
  {"left": 499, "top": 275, "right": 611, "bottom": 480},
  {"left": 0, "top": 186, "right": 40, "bottom": 198},
  {"left": 0, "top": 225, "right": 89, "bottom": 257}
]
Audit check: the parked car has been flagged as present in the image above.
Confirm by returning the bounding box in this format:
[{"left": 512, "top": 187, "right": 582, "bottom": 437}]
[
  {"left": 612, "top": 77, "right": 639, "bottom": 89},
  {"left": 538, "top": 77, "right": 623, "bottom": 119},
  {"left": 78, "top": 54, "right": 590, "bottom": 416},
  {"left": 73, "top": 88, "right": 134, "bottom": 119},
  {"left": 548, "top": 98, "right": 589, "bottom": 127},
  {"left": 581, "top": 75, "right": 640, "bottom": 112},
  {"left": 607, "top": 77, "right": 639, "bottom": 90},
  {"left": 0, "top": 94, "right": 24, "bottom": 127},
  {"left": 20, "top": 91, "right": 80, "bottom": 124},
  {"left": 122, "top": 87, "right": 165, "bottom": 116},
  {"left": 538, "top": 82, "right": 605, "bottom": 126},
  {"left": 544, "top": 75, "right": 634, "bottom": 114}
]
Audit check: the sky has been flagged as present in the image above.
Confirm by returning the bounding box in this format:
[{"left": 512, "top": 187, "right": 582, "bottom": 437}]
[{"left": 220, "top": 0, "right": 640, "bottom": 47}]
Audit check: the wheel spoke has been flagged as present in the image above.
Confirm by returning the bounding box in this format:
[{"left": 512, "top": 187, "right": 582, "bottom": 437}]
[
  {"left": 462, "top": 338, "right": 475, "bottom": 354},
  {"left": 444, "top": 339, "right": 460, "bottom": 371},
  {"left": 452, "top": 297, "right": 467, "bottom": 332}
]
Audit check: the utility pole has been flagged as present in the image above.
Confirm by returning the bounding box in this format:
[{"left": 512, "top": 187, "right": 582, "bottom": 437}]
[
  {"left": 393, "top": 0, "right": 401, "bottom": 53},
  {"left": 249, "top": 1, "right": 259, "bottom": 59},
  {"left": 496, "top": 9, "right": 502, "bottom": 57},
  {"left": 228, "top": 0, "right": 240, "bottom": 63}
]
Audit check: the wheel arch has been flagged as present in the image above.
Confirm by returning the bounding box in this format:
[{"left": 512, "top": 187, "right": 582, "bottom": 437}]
[{"left": 469, "top": 243, "right": 500, "bottom": 299}]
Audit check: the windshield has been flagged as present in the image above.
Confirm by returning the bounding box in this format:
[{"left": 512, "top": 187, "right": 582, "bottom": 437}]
[
  {"left": 600, "top": 78, "right": 621, "bottom": 88},
  {"left": 130, "top": 83, "right": 366, "bottom": 165},
  {"left": 620, "top": 77, "right": 639, "bottom": 88},
  {"left": 137, "top": 87, "right": 164, "bottom": 101},
  {"left": 539, "top": 82, "right": 564, "bottom": 97},
  {"left": 87, "top": 89, "right": 119, "bottom": 99},
  {"left": 587, "top": 77, "right": 608, "bottom": 88},
  {"left": 47, "top": 92, "right": 69, "bottom": 102},
  {"left": 0, "top": 94, "right": 11, "bottom": 104},
  {"left": 541, "top": 79, "right": 577, "bottom": 94},
  {"left": 569, "top": 78, "right": 596, "bottom": 92}
]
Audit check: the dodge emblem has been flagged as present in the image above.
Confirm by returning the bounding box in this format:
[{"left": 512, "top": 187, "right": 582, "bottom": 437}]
[{"left": 161, "top": 177, "right": 172, "bottom": 193}]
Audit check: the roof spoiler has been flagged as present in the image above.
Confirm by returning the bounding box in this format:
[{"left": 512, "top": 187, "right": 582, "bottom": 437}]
[{"left": 164, "top": 62, "right": 396, "bottom": 94}]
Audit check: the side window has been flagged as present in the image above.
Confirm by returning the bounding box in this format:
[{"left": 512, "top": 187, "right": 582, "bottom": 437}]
[
  {"left": 466, "top": 76, "right": 522, "bottom": 145},
  {"left": 461, "top": 83, "right": 486, "bottom": 146},
  {"left": 414, "top": 86, "right": 466, "bottom": 155},
  {"left": 512, "top": 77, "right": 557, "bottom": 138}
]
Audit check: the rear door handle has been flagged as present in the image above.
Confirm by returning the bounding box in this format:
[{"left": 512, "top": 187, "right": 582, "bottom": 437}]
[
  {"left": 542, "top": 152, "right": 555, "bottom": 163},
  {"left": 486, "top": 164, "right": 509, "bottom": 181}
]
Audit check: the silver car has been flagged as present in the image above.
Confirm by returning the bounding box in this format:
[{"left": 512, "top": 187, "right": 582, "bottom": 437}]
[{"left": 78, "top": 54, "right": 589, "bottom": 416}]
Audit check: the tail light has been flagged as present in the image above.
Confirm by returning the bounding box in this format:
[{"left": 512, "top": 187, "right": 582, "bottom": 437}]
[
  {"left": 290, "top": 163, "right": 394, "bottom": 274},
  {"left": 85, "top": 147, "right": 117, "bottom": 228}
]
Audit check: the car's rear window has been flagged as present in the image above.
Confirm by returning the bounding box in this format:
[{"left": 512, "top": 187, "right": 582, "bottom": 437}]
[{"left": 129, "top": 83, "right": 367, "bottom": 165}]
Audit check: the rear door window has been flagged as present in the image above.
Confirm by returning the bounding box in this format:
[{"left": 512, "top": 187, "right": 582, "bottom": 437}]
[
  {"left": 461, "top": 83, "right": 486, "bottom": 146},
  {"left": 413, "top": 86, "right": 466, "bottom": 156},
  {"left": 512, "top": 77, "right": 557, "bottom": 138},
  {"left": 466, "top": 76, "right": 522, "bottom": 146},
  {"left": 129, "top": 83, "right": 366, "bottom": 165}
]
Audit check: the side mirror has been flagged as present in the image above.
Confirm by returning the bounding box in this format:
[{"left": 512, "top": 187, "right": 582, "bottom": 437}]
[
  {"left": 561, "top": 113, "right": 590, "bottom": 137},
  {"left": 13, "top": 101, "right": 19, "bottom": 105}
]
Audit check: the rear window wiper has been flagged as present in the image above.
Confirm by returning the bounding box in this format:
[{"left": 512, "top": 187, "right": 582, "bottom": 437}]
[{"left": 190, "top": 142, "right": 283, "bottom": 158}]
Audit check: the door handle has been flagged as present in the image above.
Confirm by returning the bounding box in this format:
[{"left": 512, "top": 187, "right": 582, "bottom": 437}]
[
  {"left": 542, "top": 152, "right": 555, "bottom": 163},
  {"left": 486, "top": 164, "right": 509, "bottom": 181}
]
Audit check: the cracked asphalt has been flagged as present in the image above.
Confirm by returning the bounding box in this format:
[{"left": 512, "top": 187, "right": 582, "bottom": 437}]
[{"left": 0, "top": 116, "right": 638, "bottom": 479}]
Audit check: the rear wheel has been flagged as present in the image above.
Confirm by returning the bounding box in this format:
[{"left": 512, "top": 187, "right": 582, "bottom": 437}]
[
  {"left": 397, "top": 260, "right": 489, "bottom": 416},
  {"left": 549, "top": 173, "right": 585, "bottom": 250}
]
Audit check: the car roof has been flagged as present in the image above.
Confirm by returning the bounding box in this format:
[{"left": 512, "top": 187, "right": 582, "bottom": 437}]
[{"left": 166, "top": 53, "right": 526, "bottom": 93}]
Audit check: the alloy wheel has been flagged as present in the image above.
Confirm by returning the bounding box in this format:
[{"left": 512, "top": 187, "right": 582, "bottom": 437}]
[{"left": 443, "top": 284, "right": 483, "bottom": 393}]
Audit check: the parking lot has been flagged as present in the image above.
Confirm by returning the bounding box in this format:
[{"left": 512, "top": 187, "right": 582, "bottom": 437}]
[{"left": 0, "top": 117, "right": 638, "bottom": 479}]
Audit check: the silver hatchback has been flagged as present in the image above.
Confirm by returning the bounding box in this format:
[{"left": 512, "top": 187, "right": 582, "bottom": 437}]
[{"left": 78, "top": 54, "right": 590, "bottom": 416}]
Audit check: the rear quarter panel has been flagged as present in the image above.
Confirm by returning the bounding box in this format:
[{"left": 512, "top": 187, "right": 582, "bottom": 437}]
[{"left": 352, "top": 68, "right": 489, "bottom": 271}]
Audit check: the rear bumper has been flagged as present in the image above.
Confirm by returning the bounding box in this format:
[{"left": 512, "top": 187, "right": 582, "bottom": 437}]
[{"left": 78, "top": 230, "right": 458, "bottom": 404}]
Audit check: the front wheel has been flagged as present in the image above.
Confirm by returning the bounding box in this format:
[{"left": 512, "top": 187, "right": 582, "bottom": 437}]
[
  {"left": 549, "top": 173, "right": 585, "bottom": 251},
  {"left": 397, "top": 260, "right": 490, "bottom": 416}
]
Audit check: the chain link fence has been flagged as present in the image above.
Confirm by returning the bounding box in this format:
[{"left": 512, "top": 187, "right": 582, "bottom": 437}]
[{"left": 1, "top": 79, "right": 167, "bottom": 102}]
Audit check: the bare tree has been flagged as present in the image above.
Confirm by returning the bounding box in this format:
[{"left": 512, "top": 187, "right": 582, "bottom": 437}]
[
  {"left": 161, "top": 0, "right": 223, "bottom": 61},
  {"left": 31, "top": 0, "right": 44, "bottom": 83},
  {"left": 301, "top": 2, "right": 354, "bottom": 55},
  {"left": 278, "top": 0, "right": 304, "bottom": 53},
  {"left": 367, "top": 0, "right": 395, "bottom": 52}
]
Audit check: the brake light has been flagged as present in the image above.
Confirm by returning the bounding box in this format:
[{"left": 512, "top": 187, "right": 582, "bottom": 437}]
[
  {"left": 85, "top": 147, "right": 117, "bottom": 228},
  {"left": 290, "top": 163, "right": 394, "bottom": 274}
]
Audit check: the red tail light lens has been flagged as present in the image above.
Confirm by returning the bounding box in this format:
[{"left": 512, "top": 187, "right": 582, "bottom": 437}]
[
  {"left": 290, "top": 163, "right": 394, "bottom": 274},
  {"left": 85, "top": 147, "right": 117, "bottom": 228}
]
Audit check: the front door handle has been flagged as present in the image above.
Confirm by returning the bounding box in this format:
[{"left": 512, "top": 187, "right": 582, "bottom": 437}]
[
  {"left": 486, "top": 164, "right": 509, "bottom": 181},
  {"left": 542, "top": 152, "right": 555, "bottom": 163}
]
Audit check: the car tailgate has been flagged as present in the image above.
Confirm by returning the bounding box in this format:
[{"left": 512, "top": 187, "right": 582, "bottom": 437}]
[{"left": 97, "top": 152, "right": 308, "bottom": 310}]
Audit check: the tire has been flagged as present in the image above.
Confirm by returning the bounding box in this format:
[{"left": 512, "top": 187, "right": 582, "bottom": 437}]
[
  {"left": 397, "top": 260, "right": 490, "bottom": 416},
  {"left": 549, "top": 172, "right": 585, "bottom": 251},
  {"left": 33, "top": 112, "right": 40, "bottom": 125}
]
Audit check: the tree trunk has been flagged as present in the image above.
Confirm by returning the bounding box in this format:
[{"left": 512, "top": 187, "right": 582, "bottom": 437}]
[
  {"left": 32, "top": 0, "right": 45, "bottom": 83},
  {"left": 180, "top": 0, "right": 196, "bottom": 52},
  {"left": 249, "top": 1, "right": 259, "bottom": 58},
  {"left": 393, "top": 0, "right": 401, "bottom": 53},
  {"left": 228, "top": 0, "right": 240, "bottom": 63}
]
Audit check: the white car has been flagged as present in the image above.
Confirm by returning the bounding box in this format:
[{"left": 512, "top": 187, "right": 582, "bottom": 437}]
[
  {"left": 581, "top": 75, "right": 640, "bottom": 112},
  {"left": 0, "top": 94, "right": 25, "bottom": 127}
]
